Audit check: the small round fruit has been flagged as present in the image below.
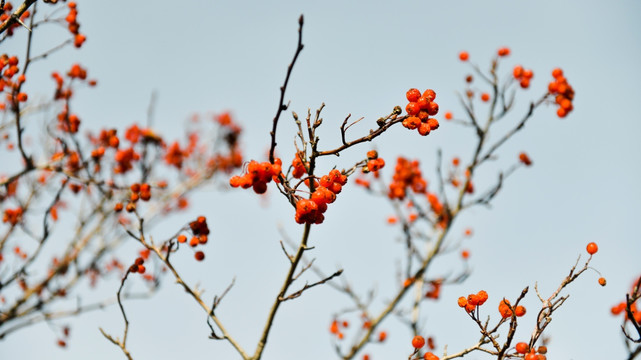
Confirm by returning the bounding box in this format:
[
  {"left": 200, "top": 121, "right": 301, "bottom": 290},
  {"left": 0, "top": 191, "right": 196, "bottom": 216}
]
[
  {"left": 412, "top": 335, "right": 425, "bottom": 349},
  {"left": 195, "top": 251, "right": 205, "bottom": 261},
  {"left": 586, "top": 242, "right": 598, "bottom": 255}
]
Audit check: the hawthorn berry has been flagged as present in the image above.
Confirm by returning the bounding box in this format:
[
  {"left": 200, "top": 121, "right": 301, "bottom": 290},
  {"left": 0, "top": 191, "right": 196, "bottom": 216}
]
[
  {"left": 586, "top": 242, "right": 598, "bottom": 255},
  {"left": 412, "top": 335, "right": 425, "bottom": 349},
  {"left": 378, "top": 330, "right": 387, "bottom": 342},
  {"left": 598, "top": 277, "right": 607, "bottom": 286},
  {"left": 406, "top": 88, "right": 421, "bottom": 102},
  {"left": 194, "top": 251, "right": 205, "bottom": 261},
  {"left": 497, "top": 47, "right": 510, "bottom": 57},
  {"left": 423, "top": 352, "right": 439, "bottom": 360},
  {"left": 515, "top": 342, "right": 529, "bottom": 354},
  {"left": 519, "top": 152, "right": 532, "bottom": 166},
  {"left": 458, "top": 51, "right": 469, "bottom": 61}
]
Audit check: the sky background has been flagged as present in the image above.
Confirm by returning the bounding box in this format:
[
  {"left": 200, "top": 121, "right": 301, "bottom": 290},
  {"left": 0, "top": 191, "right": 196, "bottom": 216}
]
[{"left": 2, "top": 0, "right": 641, "bottom": 359}]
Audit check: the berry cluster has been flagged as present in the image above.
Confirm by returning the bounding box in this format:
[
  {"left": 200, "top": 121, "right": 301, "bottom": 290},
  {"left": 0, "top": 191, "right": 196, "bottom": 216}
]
[
  {"left": 114, "top": 183, "right": 152, "bottom": 213},
  {"left": 497, "top": 47, "right": 511, "bottom": 57},
  {"left": 128, "top": 256, "right": 147, "bottom": 274},
  {"left": 524, "top": 346, "right": 548, "bottom": 360},
  {"left": 388, "top": 157, "right": 427, "bottom": 200},
  {"left": 548, "top": 68, "right": 574, "bottom": 118},
  {"left": 513, "top": 65, "right": 534, "bottom": 89},
  {"left": 176, "top": 216, "right": 210, "bottom": 261},
  {"left": 329, "top": 319, "right": 349, "bottom": 340},
  {"left": 3, "top": 207, "right": 22, "bottom": 226},
  {"left": 295, "top": 169, "right": 346, "bottom": 225},
  {"left": 0, "top": 54, "right": 29, "bottom": 109},
  {"left": 65, "top": 2, "right": 86, "bottom": 48},
  {"left": 229, "top": 159, "right": 283, "bottom": 194},
  {"left": 457, "top": 290, "right": 489, "bottom": 313},
  {"left": 362, "top": 150, "right": 385, "bottom": 173},
  {"left": 404, "top": 88, "right": 440, "bottom": 136},
  {"left": 498, "top": 298, "right": 526, "bottom": 318}
]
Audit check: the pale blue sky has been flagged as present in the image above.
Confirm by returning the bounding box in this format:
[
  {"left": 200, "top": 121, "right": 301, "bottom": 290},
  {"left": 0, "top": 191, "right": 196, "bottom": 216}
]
[{"left": 2, "top": 1, "right": 641, "bottom": 359}]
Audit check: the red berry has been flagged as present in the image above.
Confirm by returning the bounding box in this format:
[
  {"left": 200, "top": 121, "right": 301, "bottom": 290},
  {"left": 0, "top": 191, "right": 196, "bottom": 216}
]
[
  {"left": 586, "top": 242, "right": 598, "bottom": 255},
  {"left": 194, "top": 251, "right": 205, "bottom": 261},
  {"left": 515, "top": 342, "right": 529, "bottom": 354},
  {"left": 412, "top": 335, "right": 426, "bottom": 349},
  {"left": 406, "top": 88, "right": 421, "bottom": 102}
]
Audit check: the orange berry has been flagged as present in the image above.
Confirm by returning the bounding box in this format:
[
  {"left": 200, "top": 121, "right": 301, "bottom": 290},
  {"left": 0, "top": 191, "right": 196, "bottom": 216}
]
[
  {"left": 476, "top": 290, "right": 488, "bottom": 305},
  {"left": 515, "top": 342, "right": 529, "bottom": 354},
  {"left": 16, "top": 92, "right": 28, "bottom": 102},
  {"left": 461, "top": 249, "right": 470, "bottom": 259},
  {"left": 194, "top": 251, "right": 205, "bottom": 261},
  {"left": 552, "top": 68, "right": 563, "bottom": 79},
  {"left": 513, "top": 65, "right": 524, "bottom": 78},
  {"left": 125, "top": 202, "right": 136, "bottom": 212},
  {"left": 457, "top": 296, "right": 468, "bottom": 307},
  {"left": 444, "top": 111, "right": 453, "bottom": 120},
  {"left": 519, "top": 152, "right": 532, "bottom": 166},
  {"left": 586, "top": 242, "right": 598, "bottom": 255},
  {"left": 189, "top": 236, "right": 199, "bottom": 247},
  {"left": 497, "top": 47, "right": 510, "bottom": 57},
  {"left": 480, "top": 93, "right": 490, "bottom": 102},
  {"left": 423, "top": 352, "right": 439, "bottom": 360},
  {"left": 598, "top": 277, "right": 607, "bottom": 286},
  {"left": 406, "top": 102, "right": 420, "bottom": 116},
  {"left": 406, "top": 88, "right": 421, "bottom": 102},
  {"left": 114, "top": 203, "right": 123, "bottom": 212},
  {"left": 422, "top": 89, "right": 436, "bottom": 102},
  {"left": 378, "top": 330, "right": 387, "bottom": 342},
  {"left": 412, "top": 335, "right": 426, "bottom": 349},
  {"left": 329, "top": 320, "right": 339, "bottom": 334},
  {"left": 459, "top": 51, "right": 469, "bottom": 61},
  {"left": 417, "top": 122, "right": 431, "bottom": 136},
  {"left": 515, "top": 305, "right": 526, "bottom": 317},
  {"left": 177, "top": 234, "right": 187, "bottom": 243},
  {"left": 538, "top": 346, "right": 547, "bottom": 354}
]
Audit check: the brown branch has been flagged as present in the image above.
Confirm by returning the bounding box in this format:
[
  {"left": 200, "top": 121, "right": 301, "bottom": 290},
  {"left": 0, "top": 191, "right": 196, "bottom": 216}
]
[
  {"left": 253, "top": 223, "right": 312, "bottom": 360},
  {"left": 99, "top": 270, "right": 134, "bottom": 360},
  {"left": 317, "top": 108, "right": 404, "bottom": 157},
  {"left": 269, "top": 15, "right": 304, "bottom": 164},
  {"left": 280, "top": 269, "right": 343, "bottom": 301},
  {"left": 0, "top": 0, "right": 36, "bottom": 35}
]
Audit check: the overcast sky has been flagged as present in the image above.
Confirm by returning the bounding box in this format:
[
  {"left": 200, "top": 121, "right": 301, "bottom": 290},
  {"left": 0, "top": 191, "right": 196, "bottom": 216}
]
[{"left": 2, "top": 1, "right": 641, "bottom": 359}]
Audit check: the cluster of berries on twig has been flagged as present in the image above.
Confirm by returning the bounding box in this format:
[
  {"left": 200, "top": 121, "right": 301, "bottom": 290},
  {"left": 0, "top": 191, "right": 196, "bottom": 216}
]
[{"left": 404, "top": 88, "right": 440, "bottom": 136}]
